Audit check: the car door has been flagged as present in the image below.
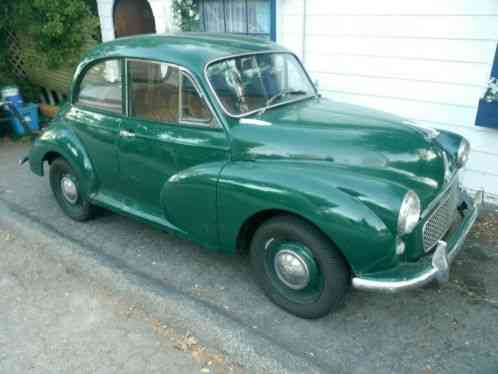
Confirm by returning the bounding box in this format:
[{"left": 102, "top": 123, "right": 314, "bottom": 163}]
[
  {"left": 70, "top": 58, "right": 125, "bottom": 199},
  {"left": 118, "top": 59, "right": 229, "bottom": 245}
]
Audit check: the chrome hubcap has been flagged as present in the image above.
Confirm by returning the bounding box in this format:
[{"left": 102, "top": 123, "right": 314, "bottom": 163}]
[
  {"left": 274, "top": 249, "right": 310, "bottom": 290},
  {"left": 60, "top": 175, "right": 78, "bottom": 204}
]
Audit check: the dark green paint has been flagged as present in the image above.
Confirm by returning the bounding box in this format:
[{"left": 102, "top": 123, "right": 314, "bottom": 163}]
[{"left": 29, "top": 34, "right": 468, "bottom": 279}]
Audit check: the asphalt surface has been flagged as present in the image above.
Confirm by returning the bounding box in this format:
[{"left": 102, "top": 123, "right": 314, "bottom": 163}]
[
  {"left": 0, "top": 214, "right": 240, "bottom": 374},
  {"left": 1, "top": 139, "right": 498, "bottom": 373}
]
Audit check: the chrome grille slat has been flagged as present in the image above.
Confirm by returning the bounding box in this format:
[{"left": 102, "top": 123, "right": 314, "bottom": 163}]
[{"left": 422, "top": 183, "right": 459, "bottom": 252}]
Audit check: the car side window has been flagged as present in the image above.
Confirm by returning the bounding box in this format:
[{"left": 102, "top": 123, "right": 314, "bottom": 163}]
[
  {"left": 128, "top": 60, "right": 179, "bottom": 123},
  {"left": 76, "top": 60, "right": 123, "bottom": 114},
  {"left": 180, "top": 73, "right": 214, "bottom": 126}
]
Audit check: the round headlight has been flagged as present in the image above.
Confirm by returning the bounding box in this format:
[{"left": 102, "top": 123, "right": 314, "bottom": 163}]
[
  {"left": 457, "top": 139, "right": 470, "bottom": 168},
  {"left": 398, "top": 191, "right": 421, "bottom": 235}
]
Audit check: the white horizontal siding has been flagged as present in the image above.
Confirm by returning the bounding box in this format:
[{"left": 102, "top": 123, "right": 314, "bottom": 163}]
[
  {"left": 306, "top": 54, "right": 491, "bottom": 86},
  {"left": 304, "top": 15, "right": 498, "bottom": 40},
  {"left": 462, "top": 170, "right": 498, "bottom": 199},
  {"left": 304, "top": 0, "right": 498, "bottom": 16},
  {"left": 465, "top": 150, "right": 498, "bottom": 178},
  {"left": 316, "top": 73, "right": 483, "bottom": 107},
  {"left": 307, "top": 36, "right": 497, "bottom": 64},
  {"left": 328, "top": 92, "right": 477, "bottom": 128},
  {"left": 277, "top": 0, "right": 498, "bottom": 200}
]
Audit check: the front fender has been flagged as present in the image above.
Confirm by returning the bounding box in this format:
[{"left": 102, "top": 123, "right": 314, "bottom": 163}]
[
  {"left": 219, "top": 160, "right": 408, "bottom": 274},
  {"left": 29, "top": 122, "right": 97, "bottom": 198}
]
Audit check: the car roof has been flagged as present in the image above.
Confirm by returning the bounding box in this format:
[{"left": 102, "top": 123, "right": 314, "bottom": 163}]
[{"left": 81, "top": 33, "right": 289, "bottom": 76}]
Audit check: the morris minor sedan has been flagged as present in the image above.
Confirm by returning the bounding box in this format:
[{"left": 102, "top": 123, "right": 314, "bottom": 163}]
[{"left": 27, "top": 34, "right": 483, "bottom": 318}]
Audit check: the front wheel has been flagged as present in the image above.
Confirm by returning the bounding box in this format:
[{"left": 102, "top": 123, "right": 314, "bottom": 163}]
[
  {"left": 250, "top": 215, "right": 350, "bottom": 319},
  {"left": 49, "top": 158, "right": 94, "bottom": 221}
]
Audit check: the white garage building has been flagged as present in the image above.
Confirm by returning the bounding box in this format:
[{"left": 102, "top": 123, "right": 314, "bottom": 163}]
[{"left": 96, "top": 0, "right": 498, "bottom": 202}]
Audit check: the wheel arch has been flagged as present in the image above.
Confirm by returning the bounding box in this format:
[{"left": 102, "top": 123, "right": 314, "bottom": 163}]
[
  {"left": 236, "top": 208, "right": 352, "bottom": 273},
  {"left": 29, "top": 126, "right": 98, "bottom": 197},
  {"left": 42, "top": 151, "right": 63, "bottom": 167},
  {"left": 236, "top": 209, "right": 288, "bottom": 254}
]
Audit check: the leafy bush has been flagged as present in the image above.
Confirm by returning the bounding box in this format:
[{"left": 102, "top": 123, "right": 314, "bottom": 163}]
[
  {"left": 0, "top": 0, "right": 99, "bottom": 101},
  {"left": 172, "top": 0, "right": 201, "bottom": 32},
  {"left": 16, "top": 0, "right": 100, "bottom": 67}
]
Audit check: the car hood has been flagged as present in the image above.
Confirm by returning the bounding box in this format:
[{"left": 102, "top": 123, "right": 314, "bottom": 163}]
[{"left": 229, "top": 97, "right": 459, "bottom": 208}]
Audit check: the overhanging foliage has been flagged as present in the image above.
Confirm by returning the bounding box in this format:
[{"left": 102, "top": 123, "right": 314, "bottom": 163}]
[{"left": 0, "top": 0, "right": 99, "bottom": 99}]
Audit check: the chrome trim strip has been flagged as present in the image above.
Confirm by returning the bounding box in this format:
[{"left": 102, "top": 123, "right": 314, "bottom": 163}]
[
  {"left": 124, "top": 58, "right": 129, "bottom": 117},
  {"left": 239, "top": 118, "right": 272, "bottom": 126},
  {"left": 203, "top": 51, "right": 319, "bottom": 119},
  {"left": 352, "top": 190, "right": 483, "bottom": 293}
]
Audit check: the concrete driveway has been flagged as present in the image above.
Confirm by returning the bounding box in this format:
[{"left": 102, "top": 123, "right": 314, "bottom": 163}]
[{"left": 1, "top": 139, "right": 498, "bottom": 374}]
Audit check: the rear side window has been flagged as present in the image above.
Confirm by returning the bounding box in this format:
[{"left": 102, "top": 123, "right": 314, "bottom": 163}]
[
  {"left": 128, "top": 60, "right": 180, "bottom": 123},
  {"left": 76, "top": 60, "right": 123, "bottom": 114}
]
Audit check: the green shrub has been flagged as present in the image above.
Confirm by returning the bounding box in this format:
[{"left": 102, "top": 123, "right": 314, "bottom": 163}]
[
  {"left": 0, "top": 0, "right": 99, "bottom": 101},
  {"left": 172, "top": 0, "right": 201, "bottom": 32},
  {"left": 16, "top": 0, "right": 100, "bottom": 68}
]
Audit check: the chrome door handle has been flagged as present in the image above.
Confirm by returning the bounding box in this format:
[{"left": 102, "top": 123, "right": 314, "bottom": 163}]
[{"left": 119, "top": 129, "right": 135, "bottom": 138}]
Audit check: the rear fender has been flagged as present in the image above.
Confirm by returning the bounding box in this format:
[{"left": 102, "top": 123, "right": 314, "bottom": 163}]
[{"left": 29, "top": 122, "right": 97, "bottom": 198}]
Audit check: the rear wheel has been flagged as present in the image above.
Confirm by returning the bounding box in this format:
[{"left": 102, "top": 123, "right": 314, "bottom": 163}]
[
  {"left": 250, "top": 215, "right": 350, "bottom": 319},
  {"left": 49, "top": 158, "right": 94, "bottom": 221}
]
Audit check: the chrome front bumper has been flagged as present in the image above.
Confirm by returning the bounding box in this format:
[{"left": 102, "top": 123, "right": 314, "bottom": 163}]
[{"left": 352, "top": 190, "right": 484, "bottom": 293}]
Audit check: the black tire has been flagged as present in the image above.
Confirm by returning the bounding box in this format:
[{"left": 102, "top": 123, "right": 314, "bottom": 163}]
[
  {"left": 250, "top": 215, "right": 350, "bottom": 319},
  {"left": 49, "top": 158, "right": 94, "bottom": 221}
]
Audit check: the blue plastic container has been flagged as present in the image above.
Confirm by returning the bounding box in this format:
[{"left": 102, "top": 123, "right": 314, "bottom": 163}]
[
  {"left": 475, "top": 98, "right": 498, "bottom": 129},
  {"left": 1, "top": 86, "right": 24, "bottom": 110},
  {"left": 5, "top": 103, "right": 39, "bottom": 136}
]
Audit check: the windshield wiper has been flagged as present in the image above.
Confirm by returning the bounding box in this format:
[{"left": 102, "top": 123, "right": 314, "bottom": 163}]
[{"left": 265, "top": 89, "right": 308, "bottom": 107}]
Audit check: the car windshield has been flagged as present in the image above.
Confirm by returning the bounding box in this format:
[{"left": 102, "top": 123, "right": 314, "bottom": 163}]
[{"left": 206, "top": 52, "right": 316, "bottom": 116}]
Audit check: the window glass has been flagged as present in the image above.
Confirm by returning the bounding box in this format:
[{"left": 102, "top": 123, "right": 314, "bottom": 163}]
[
  {"left": 202, "top": 0, "right": 224, "bottom": 32},
  {"left": 199, "top": 0, "right": 271, "bottom": 39},
  {"left": 247, "top": 0, "right": 270, "bottom": 35},
  {"left": 77, "top": 60, "right": 123, "bottom": 114},
  {"left": 181, "top": 73, "right": 213, "bottom": 125},
  {"left": 225, "top": 0, "right": 247, "bottom": 33},
  {"left": 207, "top": 53, "right": 315, "bottom": 116},
  {"left": 128, "top": 60, "right": 179, "bottom": 123}
]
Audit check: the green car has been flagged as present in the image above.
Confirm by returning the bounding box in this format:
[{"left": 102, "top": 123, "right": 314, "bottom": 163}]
[{"left": 27, "top": 33, "right": 483, "bottom": 319}]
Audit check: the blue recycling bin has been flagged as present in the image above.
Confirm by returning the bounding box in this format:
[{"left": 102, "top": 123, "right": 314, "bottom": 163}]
[{"left": 5, "top": 103, "right": 40, "bottom": 136}]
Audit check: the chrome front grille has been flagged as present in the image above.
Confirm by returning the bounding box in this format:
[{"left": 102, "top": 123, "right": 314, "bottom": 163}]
[{"left": 422, "top": 183, "right": 459, "bottom": 252}]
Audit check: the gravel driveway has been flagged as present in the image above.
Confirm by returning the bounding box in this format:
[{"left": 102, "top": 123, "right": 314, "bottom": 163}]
[{"left": 1, "top": 139, "right": 498, "bottom": 373}]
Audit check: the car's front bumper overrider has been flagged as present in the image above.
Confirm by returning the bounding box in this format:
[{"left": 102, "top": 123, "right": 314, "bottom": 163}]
[{"left": 352, "top": 190, "right": 484, "bottom": 293}]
